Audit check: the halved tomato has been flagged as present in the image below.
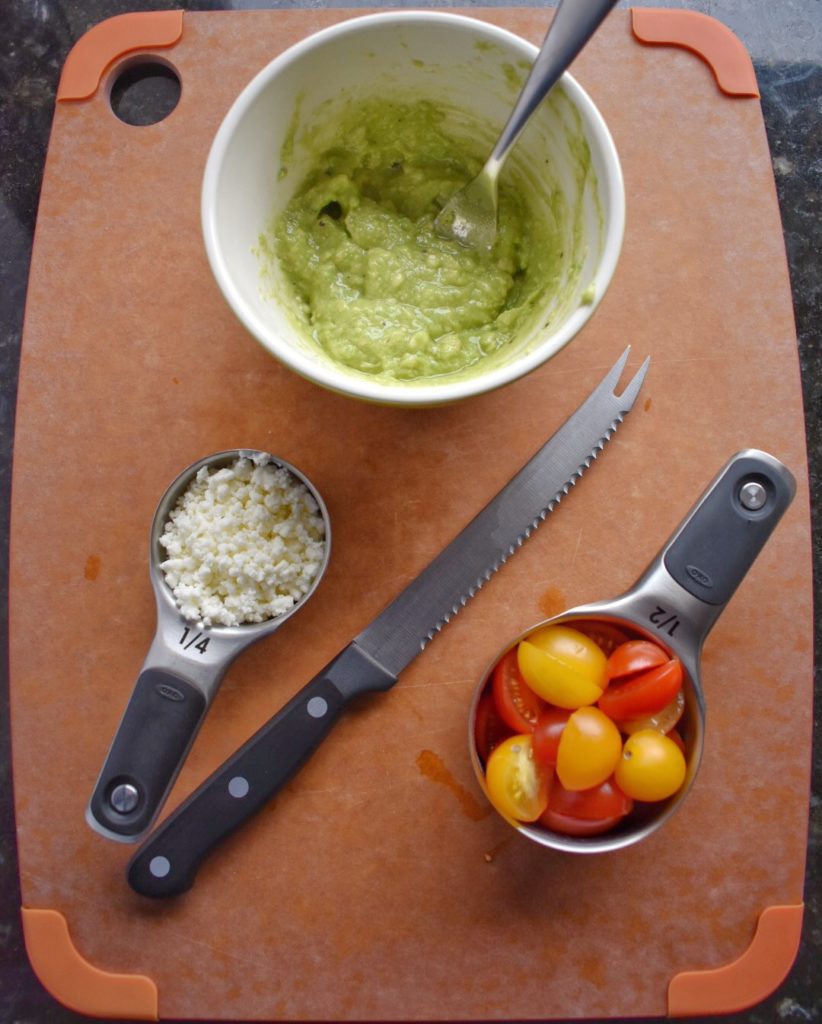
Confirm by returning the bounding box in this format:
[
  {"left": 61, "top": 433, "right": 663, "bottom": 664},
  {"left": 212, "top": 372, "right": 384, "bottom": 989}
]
[
  {"left": 540, "top": 809, "right": 627, "bottom": 837},
  {"left": 615, "top": 729, "right": 686, "bottom": 802},
  {"left": 485, "top": 735, "right": 551, "bottom": 822},
  {"left": 492, "top": 648, "right": 545, "bottom": 732},
  {"left": 539, "top": 775, "right": 633, "bottom": 837},
  {"left": 556, "top": 707, "right": 622, "bottom": 791},
  {"left": 532, "top": 707, "right": 571, "bottom": 768},
  {"left": 517, "top": 625, "right": 608, "bottom": 709},
  {"left": 474, "top": 691, "right": 514, "bottom": 763},
  {"left": 574, "top": 620, "right": 631, "bottom": 658},
  {"left": 607, "top": 640, "right": 669, "bottom": 682},
  {"left": 598, "top": 657, "right": 683, "bottom": 721},
  {"left": 547, "top": 775, "right": 633, "bottom": 821},
  {"left": 617, "top": 690, "right": 686, "bottom": 736}
]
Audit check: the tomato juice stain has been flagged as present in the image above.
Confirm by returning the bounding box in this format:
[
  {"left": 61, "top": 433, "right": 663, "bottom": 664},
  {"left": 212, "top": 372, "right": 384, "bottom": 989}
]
[
  {"left": 538, "top": 585, "right": 566, "bottom": 618},
  {"left": 483, "top": 835, "right": 515, "bottom": 863},
  {"left": 644, "top": 397, "right": 653, "bottom": 412},
  {"left": 416, "top": 749, "right": 490, "bottom": 821},
  {"left": 84, "top": 554, "right": 101, "bottom": 581}
]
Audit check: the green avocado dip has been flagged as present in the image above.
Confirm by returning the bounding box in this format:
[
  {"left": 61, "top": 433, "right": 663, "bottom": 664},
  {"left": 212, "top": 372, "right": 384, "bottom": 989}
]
[{"left": 263, "top": 98, "right": 569, "bottom": 383}]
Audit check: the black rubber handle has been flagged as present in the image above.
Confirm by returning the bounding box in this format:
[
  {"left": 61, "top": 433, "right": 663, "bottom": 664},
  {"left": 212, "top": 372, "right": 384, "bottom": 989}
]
[
  {"left": 127, "top": 643, "right": 396, "bottom": 898},
  {"left": 88, "top": 669, "right": 207, "bottom": 840},
  {"left": 663, "top": 453, "right": 796, "bottom": 606}
]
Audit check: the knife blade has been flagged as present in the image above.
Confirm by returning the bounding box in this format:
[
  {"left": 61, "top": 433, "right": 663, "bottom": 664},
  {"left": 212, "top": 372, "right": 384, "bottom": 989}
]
[{"left": 128, "top": 347, "right": 649, "bottom": 898}]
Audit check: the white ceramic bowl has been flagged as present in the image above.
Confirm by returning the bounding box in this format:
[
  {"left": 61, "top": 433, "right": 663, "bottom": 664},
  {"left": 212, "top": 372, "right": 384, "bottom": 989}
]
[{"left": 202, "top": 11, "right": 624, "bottom": 406}]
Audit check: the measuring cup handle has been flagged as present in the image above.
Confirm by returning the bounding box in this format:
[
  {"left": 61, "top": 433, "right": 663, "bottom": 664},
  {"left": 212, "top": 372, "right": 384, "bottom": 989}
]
[
  {"left": 661, "top": 450, "right": 796, "bottom": 610},
  {"left": 126, "top": 642, "right": 396, "bottom": 898},
  {"left": 87, "top": 669, "right": 207, "bottom": 841}
]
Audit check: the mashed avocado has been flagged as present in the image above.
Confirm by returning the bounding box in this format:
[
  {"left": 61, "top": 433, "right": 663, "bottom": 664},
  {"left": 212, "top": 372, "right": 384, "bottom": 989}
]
[{"left": 266, "top": 98, "right": 565, "bottom": 383}]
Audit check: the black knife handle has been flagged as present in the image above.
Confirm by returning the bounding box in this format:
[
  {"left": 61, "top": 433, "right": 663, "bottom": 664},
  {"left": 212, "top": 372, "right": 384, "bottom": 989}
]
[{"left": 127, "top": 643, "right": 396, "bottom": 898}]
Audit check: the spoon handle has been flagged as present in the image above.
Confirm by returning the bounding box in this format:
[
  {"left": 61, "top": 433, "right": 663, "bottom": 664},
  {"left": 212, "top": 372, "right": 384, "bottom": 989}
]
[{"left": 488, "top": 0, "right": 619, "bottom": 174}]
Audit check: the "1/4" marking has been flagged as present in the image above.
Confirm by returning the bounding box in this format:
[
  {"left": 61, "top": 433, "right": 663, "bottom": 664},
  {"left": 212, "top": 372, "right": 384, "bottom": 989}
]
[
  {"left": 649, "top": 605, "right": 681, "bottom": 637},
  {"left": 179, "top": 627, "right": 210, "bottom": 655}
]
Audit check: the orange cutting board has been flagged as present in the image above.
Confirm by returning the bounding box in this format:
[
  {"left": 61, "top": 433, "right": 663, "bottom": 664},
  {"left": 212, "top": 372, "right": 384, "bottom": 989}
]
[{"left": 10, "top": 8, "right": 812, "bottom": 1021}]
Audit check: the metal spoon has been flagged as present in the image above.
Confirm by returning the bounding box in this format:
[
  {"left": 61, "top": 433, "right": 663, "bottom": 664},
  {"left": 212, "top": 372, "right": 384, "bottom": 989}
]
[
  {"left": 86, "top": 449, "right": 331, "bottom": 843},
  {"left": 434, "top": 0, "right": 618, "bottom": 250}
]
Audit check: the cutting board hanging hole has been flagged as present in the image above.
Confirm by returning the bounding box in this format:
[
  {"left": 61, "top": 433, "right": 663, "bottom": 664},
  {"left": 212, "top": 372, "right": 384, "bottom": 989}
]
[{"left": 109, "top": 59, "right": 180, "bottom": 126}]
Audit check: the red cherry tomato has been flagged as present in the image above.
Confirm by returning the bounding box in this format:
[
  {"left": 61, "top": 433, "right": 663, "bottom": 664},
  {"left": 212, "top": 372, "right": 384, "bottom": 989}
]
[
  {"left": 598, "top": 657, "right": 683, "bottom": 720},
  {"left": 539, "top": 775, "right": 633, "bottom": 836},
  {"left": 532, "top": 708, "right": 570, "bottom": 768},
  {"left": 574, "top": 621, "right": 631, "bottom": 658},
  {"left": 548, "top": 775, "right": 633, "bottom": 821},
  {"left": 607, "top": 640, "right": 669, "bottom": 682},
  {"left": 474, "top": 691, "right": 513, "bottom": 764},
  {"left": 540, "top": 808, "right": 627, "bottom": 837},
  {"left": 492, "top": 648, "right": 545, "bottom": 732}
]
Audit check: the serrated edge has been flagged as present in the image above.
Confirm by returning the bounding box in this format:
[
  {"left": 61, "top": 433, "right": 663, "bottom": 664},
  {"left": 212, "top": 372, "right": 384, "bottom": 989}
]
[{"left": 419, "top": 414, "right": 624, "bottom": 648}]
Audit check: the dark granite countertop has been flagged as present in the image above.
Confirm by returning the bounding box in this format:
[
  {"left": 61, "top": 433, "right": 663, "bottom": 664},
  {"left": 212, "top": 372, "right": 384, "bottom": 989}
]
[{"left": 1, "top": 1, "right": 818, "bottom": 1021}]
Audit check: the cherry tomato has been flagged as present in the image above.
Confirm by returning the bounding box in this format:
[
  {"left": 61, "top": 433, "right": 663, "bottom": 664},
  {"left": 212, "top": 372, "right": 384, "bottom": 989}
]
[
  {"left": 540, "top": 808, "right": 628, "bottom": 837},
  {"left": 485, "top": 735, "right": 551, "bottom": 823},
  {"left": 540, "top": 775, "right": 632, "bottom": 836},
  {"left": 607, "top": 640, "right": 669, "bottom": 682},
  {"left": 618, "top": 689, "right": 686, "bottom": 736},
  {"left": 574, "top": 620, "right": 631, "bottom": 657},
  {"left": 615, "top": 729, "right": 687, "bottom": 802},
  {"left": 532, "top": 708, "right": 570, "bottom": 768},
  {"left": 556, "top": 707, "right": 622, "bottom": 791},
  {"left": 547, "top": 775, "right": 633, "bottom": 821},
  {"left": 517, "top": 625, "right": 607, "bottom": 709},
  {"left": 492, "top": 648, "right": 546, "bottom": 732},
  {"left": 474, "top": 691, "right": 513, "bottom": 763},
  {"left": 598, "top": 657, "right": 683, "bottom": 720}
]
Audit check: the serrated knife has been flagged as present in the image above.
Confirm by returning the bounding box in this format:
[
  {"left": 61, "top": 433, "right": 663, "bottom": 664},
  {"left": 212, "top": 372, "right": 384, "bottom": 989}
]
[{"left": 128, "top": 347, "right": 649, "bottom": 898}]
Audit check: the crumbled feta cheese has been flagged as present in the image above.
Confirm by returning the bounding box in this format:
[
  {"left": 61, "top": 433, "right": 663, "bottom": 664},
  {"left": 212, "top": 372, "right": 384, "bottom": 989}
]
[{"left": 159, "top": 455, "right": 326, "bottom": 627}]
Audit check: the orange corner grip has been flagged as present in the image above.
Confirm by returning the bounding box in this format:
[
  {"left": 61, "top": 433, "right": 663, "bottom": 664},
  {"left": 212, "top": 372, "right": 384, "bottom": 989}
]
[
  {"left": 21, "top": 907, "right": 158, "bottom": 1020},
  {"left": 57, "top": 10, "right": 184, "bottom": 102},
  {"left": 631, "top": 8, "right": 759, "bottom": 98},
  {"left": 668, "top": 904, "right": 804, "bottom": 1017}
]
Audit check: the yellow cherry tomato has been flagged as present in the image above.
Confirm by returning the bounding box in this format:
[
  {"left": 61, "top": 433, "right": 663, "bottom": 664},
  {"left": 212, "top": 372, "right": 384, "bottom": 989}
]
[
  {"left": 615, "top": 729, "right": 687, "bottom": 801},
  {"left": 517, "top": 625, "right": 608, "bottom": 709},
  {"left": 556, "top": 707, "right": 622, "bottom": 791},
  {"left": 485, "top": 735, "right": 550, "bottom": 823}
]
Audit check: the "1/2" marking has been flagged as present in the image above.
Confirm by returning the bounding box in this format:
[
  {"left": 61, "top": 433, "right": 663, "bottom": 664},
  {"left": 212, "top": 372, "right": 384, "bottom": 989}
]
[
  {"left": 179, "top": 627, "right": 210, "bottom": 655},
  {"left": 649, "top": 605, "right": 681, "bottom": 637}
]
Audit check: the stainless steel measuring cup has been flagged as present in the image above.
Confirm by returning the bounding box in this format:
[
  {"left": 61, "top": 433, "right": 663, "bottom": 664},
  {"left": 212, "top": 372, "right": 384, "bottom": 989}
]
[
  {"left": 87, "top": 449, "right": 331, "bottom": 842},
  {"left": 469, "top": 449, "right": 796, "bottom": 852}
]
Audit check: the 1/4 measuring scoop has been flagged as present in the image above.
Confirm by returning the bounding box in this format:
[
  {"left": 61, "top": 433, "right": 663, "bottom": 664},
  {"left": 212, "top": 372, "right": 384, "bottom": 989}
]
[{"left": 87, "top": 449, "right": 331, "bottom": 843}]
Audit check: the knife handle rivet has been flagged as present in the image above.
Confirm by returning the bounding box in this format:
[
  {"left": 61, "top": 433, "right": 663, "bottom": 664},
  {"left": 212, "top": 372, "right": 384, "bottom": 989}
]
[
  {"left": 307, "top": 696, "right": 328, "bottom": 718},
  {"left": 228, "top": 776, "right": 250, "bottom": 798},
  {"left": 149, "top": 856, "right": 171, "bottom": 878},
  {"left": 739, "top": 480, "right": 767, "bottom": 511}
]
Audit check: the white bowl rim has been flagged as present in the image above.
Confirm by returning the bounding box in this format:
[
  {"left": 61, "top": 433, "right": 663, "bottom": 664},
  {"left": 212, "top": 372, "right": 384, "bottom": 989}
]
[{"left": 202, "top": 9, "right": 625, "bottom": 406}]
